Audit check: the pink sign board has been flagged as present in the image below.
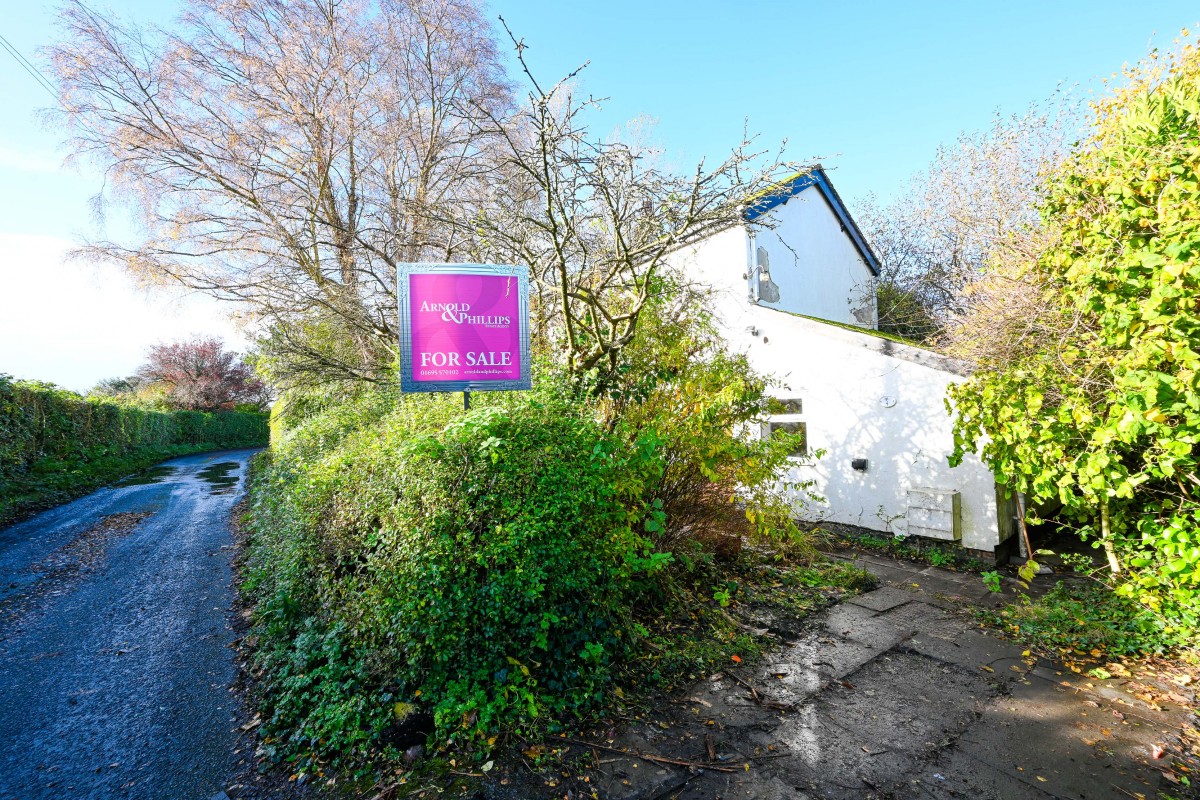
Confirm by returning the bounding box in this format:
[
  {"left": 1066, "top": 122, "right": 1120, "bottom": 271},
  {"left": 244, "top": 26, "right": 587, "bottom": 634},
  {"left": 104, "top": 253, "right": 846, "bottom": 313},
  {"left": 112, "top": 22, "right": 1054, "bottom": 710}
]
[{"left": 399, "top": 266, "right": 530, "bottom": 392}]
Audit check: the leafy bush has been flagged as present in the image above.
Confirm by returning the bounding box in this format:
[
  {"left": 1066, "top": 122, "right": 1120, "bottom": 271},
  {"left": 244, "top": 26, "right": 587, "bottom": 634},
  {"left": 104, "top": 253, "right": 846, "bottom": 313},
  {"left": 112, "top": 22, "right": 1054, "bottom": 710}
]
[
  {"left": 246, "top": 376, "right": 813, "bottom": 766},
  {"left": 950, "top": 33, "right": 1200, "bottom": 639},
  {"left": 246, "top": 393, "right": 674, "bottom": 763},
  {"left": 0, "top": 374, "right": 268, "bottom": 524},
  {"left": 593, "top": 281, "right": 812, "bottom": 555},
  {"left": 243, "top": 284, "right": 817, "bottom": 771}
]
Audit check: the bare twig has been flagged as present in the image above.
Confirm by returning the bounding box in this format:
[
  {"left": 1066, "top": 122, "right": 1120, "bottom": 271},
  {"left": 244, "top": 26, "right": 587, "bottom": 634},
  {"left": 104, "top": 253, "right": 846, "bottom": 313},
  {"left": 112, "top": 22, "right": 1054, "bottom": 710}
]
[
  {"left": 559, "top": 737, "right": 736, "bottom": 773},
  {"left": 725, "top": 670, "right": 798, "bottom": 712}
]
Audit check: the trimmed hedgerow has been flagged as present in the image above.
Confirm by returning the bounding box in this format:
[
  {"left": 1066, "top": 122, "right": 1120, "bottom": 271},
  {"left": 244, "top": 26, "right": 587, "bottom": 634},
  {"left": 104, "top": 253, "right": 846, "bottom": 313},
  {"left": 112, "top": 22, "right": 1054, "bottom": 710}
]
[{"left": 0, "top": 374, "right": 268, "bottom": 525}]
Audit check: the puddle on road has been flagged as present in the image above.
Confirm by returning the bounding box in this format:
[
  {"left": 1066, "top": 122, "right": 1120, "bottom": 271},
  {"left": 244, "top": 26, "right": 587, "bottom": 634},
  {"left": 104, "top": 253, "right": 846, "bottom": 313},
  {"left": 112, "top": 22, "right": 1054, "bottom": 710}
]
[
  {"left": 197, "top": 462, "right": 240, "bottom": 495},
  {"left": 113, "top": 466, "right": 177, "bottom": 487}
]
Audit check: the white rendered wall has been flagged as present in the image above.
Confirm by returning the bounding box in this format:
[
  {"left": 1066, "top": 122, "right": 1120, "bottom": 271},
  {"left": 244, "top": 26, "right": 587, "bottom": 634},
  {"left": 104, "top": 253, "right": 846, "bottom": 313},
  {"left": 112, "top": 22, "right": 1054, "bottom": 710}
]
[
  {"left": 735, "top": 309, "right": 1011, "bottom": 551},
  {"left": 666, "top": 191, "right": 1010, "bottom": 552},
  {"left": 750, "top": 188, "right": 878, "bottom": 327},
  {"left": 669, "top": 185, "right": 877, "bottom": 329},
  {"left": 674, "top": 224, "right": 747, "bottom": 304}
]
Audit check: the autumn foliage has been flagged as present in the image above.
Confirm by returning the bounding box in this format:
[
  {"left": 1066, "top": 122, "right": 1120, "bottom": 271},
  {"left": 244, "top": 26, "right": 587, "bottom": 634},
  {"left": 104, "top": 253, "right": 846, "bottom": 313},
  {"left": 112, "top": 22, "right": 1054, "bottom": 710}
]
[
  {"left": 950, "top": 33, "right": 1200, "bottom": 638},
  {"left": 138, "top": 337, "right": 267, "bottom": 412}
]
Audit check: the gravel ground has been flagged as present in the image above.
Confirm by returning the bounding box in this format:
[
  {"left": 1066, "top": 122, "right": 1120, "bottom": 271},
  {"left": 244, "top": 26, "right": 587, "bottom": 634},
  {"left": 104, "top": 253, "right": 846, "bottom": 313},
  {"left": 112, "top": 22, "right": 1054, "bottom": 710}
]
[{"left": 0, "top": 449, "right": 261, "bottom": 800}]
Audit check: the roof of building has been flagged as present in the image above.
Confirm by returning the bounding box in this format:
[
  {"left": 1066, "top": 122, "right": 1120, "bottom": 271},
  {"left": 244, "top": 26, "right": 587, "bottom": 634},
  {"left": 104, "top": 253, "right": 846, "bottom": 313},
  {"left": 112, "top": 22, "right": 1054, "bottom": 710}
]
[
  {"left": 769, "top": 310, "right": 973, "bottom": 377},
  {"left": 743, "top": 165, "right": 880, "bottom": 276},
  {"left": 791, "top": 313, "right": 926, "bottom": 348}
]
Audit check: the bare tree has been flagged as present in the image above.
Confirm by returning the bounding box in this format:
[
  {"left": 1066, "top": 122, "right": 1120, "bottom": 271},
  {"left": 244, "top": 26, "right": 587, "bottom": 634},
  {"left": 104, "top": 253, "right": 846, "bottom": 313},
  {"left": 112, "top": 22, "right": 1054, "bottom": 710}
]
[
  {"left": 50, "top": 0, "right": 510, "bottom": 387},
  {"left": 855, "top": 96, "right": 1081, "bottom": 345},
  {"left": 52, "top": 1, "right": 808, "bottom": 393},
  {"left": 463, "top": 23, "right": 805, "bottom": 386}
]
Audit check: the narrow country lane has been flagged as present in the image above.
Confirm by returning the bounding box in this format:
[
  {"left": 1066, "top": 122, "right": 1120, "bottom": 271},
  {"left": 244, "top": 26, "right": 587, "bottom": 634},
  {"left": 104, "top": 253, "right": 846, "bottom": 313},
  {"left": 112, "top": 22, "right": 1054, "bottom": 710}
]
[{"left": 0, "top": 449, "right": 261, "bottom": 800}]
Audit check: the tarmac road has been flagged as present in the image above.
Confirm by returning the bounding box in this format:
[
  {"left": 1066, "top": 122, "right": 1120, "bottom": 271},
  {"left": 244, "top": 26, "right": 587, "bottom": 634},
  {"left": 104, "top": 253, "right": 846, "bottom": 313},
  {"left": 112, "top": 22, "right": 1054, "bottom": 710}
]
[{"left": 0, "top": 449, "right": 261, "bottom": 800}]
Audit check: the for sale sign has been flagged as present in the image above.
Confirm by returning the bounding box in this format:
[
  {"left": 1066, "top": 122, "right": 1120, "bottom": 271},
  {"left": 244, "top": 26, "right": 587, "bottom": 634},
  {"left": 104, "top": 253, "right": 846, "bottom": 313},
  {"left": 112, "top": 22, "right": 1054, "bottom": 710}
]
[{"left": 397, "top": 263, "right": 532, "bottom": 393}]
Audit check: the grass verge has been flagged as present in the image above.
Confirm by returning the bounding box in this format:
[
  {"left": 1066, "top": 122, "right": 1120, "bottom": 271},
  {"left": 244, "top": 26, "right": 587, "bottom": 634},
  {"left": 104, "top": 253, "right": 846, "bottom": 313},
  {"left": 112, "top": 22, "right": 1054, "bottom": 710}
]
[{"left": 0, "top": 442, "right": 257, "bottom": 527}]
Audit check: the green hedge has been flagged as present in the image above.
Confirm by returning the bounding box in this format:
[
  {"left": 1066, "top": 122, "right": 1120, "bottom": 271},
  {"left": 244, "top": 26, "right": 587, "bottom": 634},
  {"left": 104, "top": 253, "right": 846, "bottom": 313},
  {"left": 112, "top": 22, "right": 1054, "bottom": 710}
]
[
  {"left": 244, "top": 389, "right": 675, "bottom": 765},
  {"left": 0, "top": 374, "right": 269, "bottom": 525}
]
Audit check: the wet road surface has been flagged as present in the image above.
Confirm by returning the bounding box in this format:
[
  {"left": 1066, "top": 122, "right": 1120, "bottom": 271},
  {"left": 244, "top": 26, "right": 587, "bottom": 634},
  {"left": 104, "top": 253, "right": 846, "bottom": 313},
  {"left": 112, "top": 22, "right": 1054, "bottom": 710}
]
[{"left": 0, "top": 449, "right": 260, "bottom": 800}]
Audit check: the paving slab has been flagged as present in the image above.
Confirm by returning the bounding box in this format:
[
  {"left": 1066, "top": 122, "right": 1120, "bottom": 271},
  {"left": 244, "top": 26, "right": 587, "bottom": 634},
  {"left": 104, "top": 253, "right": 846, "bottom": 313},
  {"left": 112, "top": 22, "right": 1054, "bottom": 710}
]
[
  {"left": 875, "top": 599, "right": 963, "bottom": 637},
  {"left": 770, "top": 706, "right": 930, "bottom": 799},
  {"left": 906, "top": 627, "right": 1031, "bottom": 679},
  {"left": 820, "top": 607, "right": 914, "bottom": 651},
  {"left": 847, "top": 585, "right": 918, "bottom": 612},
  {"left": 820, "top": 599, "right": 883, "bottom": 632},
  {"left": 807, "top": 650, "right": 991, "bottom": 754},
  {"left": 953, "top": 680, "right": 1167, "bottom": 800},
  {"left": 548, "top": 555, "right": 1192, "bottom": 800},
  {"left": 760, "top": 632, "right": 883, "bottom": 703},
  {"left": 673, "top": 771, "right": 813, "bottom": 800},
  {"left": 821, "top": 597, "right": 965, "bottom": 653},
  {"left": 857, "top": 560, "right": 932, "bottom": 590},
  {"left": 902, "top": 571, "right": 993, "bottom": 609},
  {"left": 829, "top": 549, "right": 1023, "bottom": 608},
  {"left": 904, "top": 748, "right": 1057, "bottom": 799}
]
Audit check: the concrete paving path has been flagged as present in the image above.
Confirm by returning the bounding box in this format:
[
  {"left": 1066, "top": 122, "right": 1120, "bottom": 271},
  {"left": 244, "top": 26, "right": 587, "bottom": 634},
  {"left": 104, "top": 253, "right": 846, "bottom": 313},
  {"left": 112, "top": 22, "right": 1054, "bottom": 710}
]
[
  {"left": 582, "top": 552, "right": 1190, "bottom": 800},
  {"left": 0, "top": 450, "right": 260, "bottom": 800}
]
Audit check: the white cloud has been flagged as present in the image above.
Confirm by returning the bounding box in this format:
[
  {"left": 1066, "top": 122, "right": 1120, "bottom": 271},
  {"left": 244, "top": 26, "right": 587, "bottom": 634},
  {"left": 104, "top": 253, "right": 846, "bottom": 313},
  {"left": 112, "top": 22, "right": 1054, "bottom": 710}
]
[
  {"left": 0, "top": 142, "right": 67, "bottom": 175},
  {"left": 0, "top": 232, "right": 249, "bottom": 392}
]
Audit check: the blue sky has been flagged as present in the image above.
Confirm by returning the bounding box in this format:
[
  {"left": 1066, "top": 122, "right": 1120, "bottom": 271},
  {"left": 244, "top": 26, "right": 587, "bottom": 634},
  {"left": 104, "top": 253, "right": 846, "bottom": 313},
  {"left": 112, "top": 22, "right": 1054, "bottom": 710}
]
[{"left": 0, "top": 0, "right": 1196, "bottom": 390}]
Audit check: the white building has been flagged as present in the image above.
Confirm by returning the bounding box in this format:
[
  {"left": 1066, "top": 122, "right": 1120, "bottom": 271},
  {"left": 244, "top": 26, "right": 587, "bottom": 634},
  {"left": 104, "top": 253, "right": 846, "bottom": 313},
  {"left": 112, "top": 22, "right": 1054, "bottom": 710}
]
[{"left": 668, "top": 166, "right": 1017, "bottom": 560}]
